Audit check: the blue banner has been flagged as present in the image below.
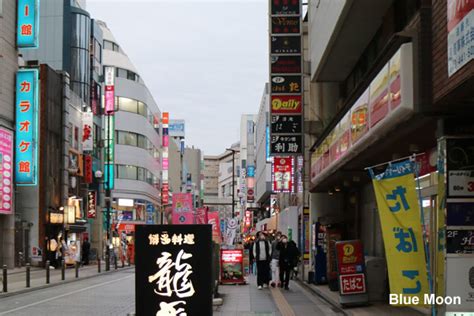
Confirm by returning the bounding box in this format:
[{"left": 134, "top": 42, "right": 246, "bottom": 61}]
[
  {"left": 104, "top": 163, "right": 114, "bottom": 190},
  {"left": 15, "top": 69, "right": 39, "bottom": 185},
  {"left": 17, "top": 0, "right": 40, "bottom": 48}
]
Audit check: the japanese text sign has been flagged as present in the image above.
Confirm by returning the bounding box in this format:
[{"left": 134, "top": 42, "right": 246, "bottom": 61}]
[
  {"left": 220, "top": 249, "right": 244, "bottom": 284},
  {"left": 336, "top": 240, "right": 366, "bottom": 295},
  {"left": 0, "top": 128, "right": 14, "bottom": 214},
  {"left": 271, "top": 135, "right": 302, "bottom": 155},
  {"left": 370, "top": 160, "right": 429, "bottom": 305},
  {"left": 104, "top": 67, "right": 115, "bottom": 114},
  {"left": 207, "top": 211, "right": 221, "bottom": 243},
  {"left": 87, "top": 190, "right": 96, "bottom": 219},
  {"left": 15, "top": 69, "right": 38, "bottom": 185},
  {"left": 271, "top": 16, "right": 300, "bottom": 34},
  {"left": 447, "top": 0, "right": 474, "bottom": 76},
  {"left": 82, "top": 112, "right": 93, "bottom": 151},
  {"left": 135, "top": 225, "right": 212, "bottom": 316},
  {"left": 271, "top": 0, "right": 300, "bottom": 15},
  {"left": 272, "top": 156, "right": 294, "bottom": 193},
  {"left": 172, "top": 193, "right": 194, "bottom": 224},
  {"left": 17, "top": 0, "right": 39, "bottom": 48}
]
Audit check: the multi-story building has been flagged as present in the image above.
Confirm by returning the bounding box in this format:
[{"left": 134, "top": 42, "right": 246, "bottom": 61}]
[
  {"left": 183, "top": 146, "right": 202, "bottom": 207},
  {"left": 203, "top": 156, "right": 220, "bottom": 204},
  {"left": 0, "top": 0, "right": 19, "bottom": 268}
]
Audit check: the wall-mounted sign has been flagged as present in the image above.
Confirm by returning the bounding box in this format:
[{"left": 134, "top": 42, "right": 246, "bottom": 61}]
[
  {"left": 271, "top": 95, "right": 302, "bottom": 114},
  {"left": 271, "top": 36, "right": 301, "bottom": 54},
  {"left": 82, "top": 112, "right": 93, "bottom": 151},
  {"left": 0, "top": 128, "right": 14, "bottom": 214},
  {"left": 447, "top": 202, "right": 474, "bottom": 226},
  {"left": 172, "top": 193, "right": 194, "bottom": 224},
  {"left": 446, "top": 229, "right": 474, "bottom": 254},
  {"left": 271, "top": 55, "right": 301, "bottom": 74},
  {"left": 271, "top": 75, "right": 301, "bottom": 94},
  {"left": 84, "top": 154, "right": 93, "bottom": 184},
  {"left": 15, "top": 69, "right": 39, "bottom": 185},
  {"left": 271, "top": 0, "right": 300, "bottom": 15},
  {"left": 271, "top": 135, "right": 302, "bottom": 155},
  {"left": 271, "top": 16, "right": 300, "bottom": 34},
  {"left": 272, "top": 156, "right": 294, "bottom": 193},
  {"left": 168, "top": 119, "right": 185, "bottom": 137},
  {"left": 271, "top": 115, "right": 302, "bottom": 134},
  {"left": 162, "top": 112, "right": 169, "bottom": 206},
  {"left": 87, "top": 190, "right": 97, "bottom": 219},
  {"left": 447, "top": 0, "right": 474, "bottom": 76},
  {"left": 17, "top": 0, "right": 40, "bottom": 48},
  {"left": 135, "top": 225, "right": 212, "bottom": 316},
  {"left": 104, "top": 67, "right": 115, "bottom": 114}
]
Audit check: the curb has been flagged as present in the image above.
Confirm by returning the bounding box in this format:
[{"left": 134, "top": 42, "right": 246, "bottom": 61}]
[
  {"left": 0, "top": 266, "right": 134, "bottom": 299},
  {"left": 297, "top": 280, "right": 348, "bottom": 316}
]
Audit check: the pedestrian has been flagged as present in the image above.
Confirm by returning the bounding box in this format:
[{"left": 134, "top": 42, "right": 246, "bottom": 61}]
[
  {"left": 270, "top": 231, "right": 282, "bottom": 287},
  {"left": 277, "top": 235, "right": 299, "bottom": 290},
  {"left": 82, "top": 237, "right": 91, "bottom": 265},
  {"left": 252, "top": 231, "right": 271, "bottom": 289}
]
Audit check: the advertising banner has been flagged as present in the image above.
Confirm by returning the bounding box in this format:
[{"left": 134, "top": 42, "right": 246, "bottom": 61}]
[
  {"left": 271, "top": 95, "right": 302, "bottom": 114},
  {"left": 207, "top": 211, "right": 221, "bottom": 243},
  {"left": 84, "top": 154, "right": 93, "bottom": 184},
  {"left": 220, "top": 249, "right": 245, "bottom": 284},
  {"left": 335, "top": 240, "right": 367, "bottom": 296},
  {"left": 135, "top": 225, "right": 212, "bottom": 316},
  {"left": 271, "top": 56, "right": 301, "bottom": 74},
  {"left": 271, "top": 115, "right": 302, "bottom": 134},
  {"left": 447, "top": 0, "right": 474, "bottom": 76},
  {"left": 82, "top": 112, "right": 93, "bottom": 151},
  {"left": 168, "top": 119, "right": 185, "bottom": 137},
  {"left": 370, "top": 160, "right": 429, "bottom": 305},
  {"left": 271, "top": 75, "right": 302, "bottom": 94},
  {"left": 272, "top": 156, "right": 294, "bottom": 193},
  {"left": 15, "top": 69, "right": 39, "bottom": 185},
  {"left": 270, "top": 135, "right": 302, "bottom": 155},
  {"left": 104, "top": 67, "right": 115, "bottom": 114},
  {"left": 87, "top": 190, "right": 97, "bottom": 219},
  {"left": 0, "top": 128, "right": 13, "bottom": 214},
  {"left": 271, "top": 16, "right": 300, "bottom": 34},
  {"left": 270, "top": 36, "right": 301, "bottom": 54},
  {"left": 195, "top": 207, "right": 208, "bottom": 225},
  {"left": 17, "top": 0, "right": 40, "bottom": 48},
  {"left": 172, "top": 193, "right": 194, "bottom": 224},
  {"left": 271, "top": 0, "right": 300, "bottom": 15}
]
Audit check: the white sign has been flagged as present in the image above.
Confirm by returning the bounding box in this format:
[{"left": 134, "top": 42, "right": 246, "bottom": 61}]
[
  {"left": 82, "top": 112, "right": 93, "bottom": 151},
  {"left": 104, "top": 66, "right": 115, "bottom": 86},
  {"left": 447, "top": 3, "right": 474, "bottom": 77},
  {"left": 446, "top": 256, "right": 474, "bottom": 312},
  {"left": 448, "top": 171, "right": 474, "bottom": 196}
]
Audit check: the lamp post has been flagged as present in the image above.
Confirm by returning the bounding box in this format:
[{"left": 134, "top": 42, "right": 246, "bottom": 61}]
[{"left": 225, "top": 148, "right": 237, "bottom": 219}]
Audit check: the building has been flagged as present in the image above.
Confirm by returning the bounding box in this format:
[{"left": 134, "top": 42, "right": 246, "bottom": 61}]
[
  {"left": 0, "top": 0, "right": 19, "bottom": 268},
  {"left": 203, "top": 156, "right": 220, "bottom": 204},
  {"left": 183, "top": 146, "right": 202, "bottom": 207},
  {"left": 98, "top": 21, "right": 162, "bottom": 237},
  {"left": 168, "top": 119, "right": 185, "bottom": 194}
]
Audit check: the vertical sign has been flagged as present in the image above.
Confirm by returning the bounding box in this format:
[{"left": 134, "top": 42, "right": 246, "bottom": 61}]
[
  {"left": 269, "top": 0, "right": 303, "bottom": 156},
  {"left": 84, "top": 154, "right": 93, "bottom": 184},
  {"left": 15, "top": 69, "right": 39, "bottom": 185},
  {"left": 104, "top": 67, "right": 115, "bottom": 114},
  {"left": 335, "top": 240, "right": 368, "bottom": 298},
  {"left": 272, "top": 156, "right": 294, "bottom": 193},
  {"left": 104, "top": 115, "right": 115, "bottom": 190},
  {"left": 447, "top": 0, "right": 474, "bottom": 76},
  {"left": 87, "top": 190, "right": 97, "bottom": 219},
  {"left": 370, "top": 160, "right": 429, "bottom": 305},
  {"left": 162, "top": 112, "right": 169, "bottom": 205},
  {"left": 172, "top": 193, "right": 194, "bottom": 224},
  {"left": 135, "top": 225, "right": 212, "bottom": 316},
  {"left": 0, "top": 128, "right": 14, "bottom": 214},
  {"left": 207, "top": 211, "right": 221, "bottom": 243},
  {"left": 17, "top": 0, "right": 39, "bottom": 48},
  {"left": 82, "top": 112, "right": 93, "bottom": 151}
]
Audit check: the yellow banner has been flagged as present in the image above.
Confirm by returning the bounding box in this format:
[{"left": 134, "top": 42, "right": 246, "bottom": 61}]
[{"left": 371, "top": 161, "right": 429, "bottom": 306}]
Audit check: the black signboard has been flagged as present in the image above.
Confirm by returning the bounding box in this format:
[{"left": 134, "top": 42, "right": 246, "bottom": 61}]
[
  {"left": 271, "top": 75, "right": 302, "bottom": 93},
  {"left": 271, "top": 16, "right": 300, "bottom": 34},
  {"left": 271, "top": 115, "right": 302, "bottom": 134},
  {"left": 446, "top": 229, "right": 474, "bottom": 254},
  {"left": 270, "top": 134, "right": 303, "bottom": 155},
  {"left": 135, "top": 225, "right": 212, "bottom": 316},
  {"left": 271, "top": 55, "right": 301, "bottom": 74},
  {"left": 271, "top": 36, "right": 301, "bottom": 54},
  {"left": 447, "top": 138, "right": 474, "bottom": 171},
  {"left": 271, "top": 0, "right": 300, "bottom": 15},
  {"left": 447, "top": 202, "right": 474, "bottom": 226}
]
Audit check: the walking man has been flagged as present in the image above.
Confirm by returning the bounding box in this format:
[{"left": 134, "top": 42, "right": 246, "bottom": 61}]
[
  {"left": 270, "top": 231, "right": 282, "bottom": 287},
  {"left": 82, "top": 237, "right": 91, "bottom": 265},
  {"left": 277, "top": 235, "right": 299, "bottom": 290},
  {"left": 252, "top": 231, "right": 271, "bottom": 289}
]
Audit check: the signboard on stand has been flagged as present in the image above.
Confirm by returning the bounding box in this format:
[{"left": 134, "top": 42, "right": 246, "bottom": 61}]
[
  {"left": 335, "top": 240, "right": 368, "bottom": 301},
  {"left": 220, "top": 249, "right": 245, "bottom": 284},
  {"left": 135, "top": 225, "right": 212, "bottom": 316}
]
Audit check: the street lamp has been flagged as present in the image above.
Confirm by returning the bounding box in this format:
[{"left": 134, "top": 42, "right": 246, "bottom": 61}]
[{"left": 225, "top": 148, "right": 238, "bottom": 219}]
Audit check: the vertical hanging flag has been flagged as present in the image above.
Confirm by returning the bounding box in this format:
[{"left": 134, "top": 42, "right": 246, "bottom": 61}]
[
  {"left": 17, "top": 0, "right": 40, "bottom": 48},
  {"left": 370, "top": 160, "right": 429, "bottom": 305},
  {"left": 15, "top": 69, "right": 39, "bottom": 185}
]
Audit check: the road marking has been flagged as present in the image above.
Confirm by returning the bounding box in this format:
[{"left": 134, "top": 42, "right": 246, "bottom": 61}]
[
  {"left": 270, "top": 287, "right": 296, "bottom": 316},
  {"left": 0, "top": 274, "right": 133, "bottom": 315}
]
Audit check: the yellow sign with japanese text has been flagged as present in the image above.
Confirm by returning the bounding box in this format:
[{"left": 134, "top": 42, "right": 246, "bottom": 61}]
[{"left": 371, "top": 160, "right": 429, "bottom": 306}]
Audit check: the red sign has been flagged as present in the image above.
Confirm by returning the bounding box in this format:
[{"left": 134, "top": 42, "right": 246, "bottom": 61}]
[
  {"left": 271, "top": 95, "right": 302, "bottom": 114},
  {"left": 272, "top": 156, "right": 293, "bottom": 192},
  {"left": 195, "top": 207, "right": 208, "bottom": 224},
  {"left": 207, "top": 211, "right": 221, "bottom": 243},
  {"left": 415, "top": 149, "right": 437, "bottom": 177},
  {"left": 220, "top": 249, "right": 245, "bottom": 284},
  {"left": 447, "top": 0, "right": 474, "bottom": 32},
  {"left": 162, "top": 183, "right": 169, "bottom": 205},
  {"left": 87, "top": 190, "right": 96, "bottom": 219},
  {"left": 84, "top": 155, "right": 93, "bottom": 184},
  {"left": 244, "top": 210, "right": 253, "bottom": 228},
  {"left": 336, "top": 240, "right": 366, "bottom": 295},
  {"left": 339, "top": 274, "right": 366, "bottom": 295}
]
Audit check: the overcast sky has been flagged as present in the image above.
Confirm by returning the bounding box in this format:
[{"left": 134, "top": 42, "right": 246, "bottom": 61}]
[{"left": 87, "top": 0, "right": 268, "bottom": 155}]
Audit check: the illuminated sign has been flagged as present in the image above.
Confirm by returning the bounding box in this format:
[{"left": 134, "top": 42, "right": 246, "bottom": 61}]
[
  {"left": 271, "top": 0, "right": 300, "bottom": 15},
  {"left": 271, "top": 135, "right": 302, "bottom": 155},
  {"left": 271, "top": 36, "right": 301, "bottom": 54},
  {"left": 168, "top": 119, "right": 185, "bottom": 137},
  {"left": 271, "top": 95, "right": 302, "bottom": 114},
  {"left": 271, "top": 16, "right": 300, "bottom": 34},
  {"left": 17, "top": 0, "right": 39, "bottom": 48},
  {"left": 104, "top": 67, "right": 115, "bottom": 114},
  {"left": 271, "top": 115, "right": 302, "bottom": 134},
  {"left": 271, "top": 75, "right": 302, "bottom": 94},
  {"left": 220, "top": 249, "right": 245, "bottom": 284},
  {"left": 162, "top": 112, "right": 169, "bottom": 205},
  {"left": 15, "top": 69, "right": 38, "bottom": 185},
  {"left": 271, "top": 55, "right": 301, "bottom": 74},
  {"left": 84, "top": 154, "right": 93, "bottom": 184},
  {"left": 87, "top": 191, "right": 97, "bottom": 219},
  {"left": 104, "top": 113, "right": 115, "bottom": 190},
  {"left": 0, "top": 128, "right": 14, "bottom": 214},
  {"left": 82, "top": 112, "right": 93, "bottom": 151},
  {"left": 135, "top": 225, "right": 212, "bottom": 316},
  {"left": 272, "top": 156, "right": 294, "bottom": 193}
]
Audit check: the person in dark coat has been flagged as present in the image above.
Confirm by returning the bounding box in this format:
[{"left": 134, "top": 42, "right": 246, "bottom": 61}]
[
  {"left": 82, "top": 237, "right": 91, "bottom": 265},
  {"left": 252, "top": 231, "right": 271, "bottom": 289},
  {"left": 277, "top": 235, "right": 299, "bottom": 290}
]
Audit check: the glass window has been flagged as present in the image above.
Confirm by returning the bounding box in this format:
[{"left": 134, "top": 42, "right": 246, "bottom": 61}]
[
  {"left": 138, "top": 101, "right": 147, "bottom": 116},
  {"left": 127, "top": 70, "right": 136, "bottom": 81},
  {"left": 117, "top": 68, "right": 127, "bottom": 78},
  {"left": 117, "top": 165, "right": 137, "bottom": 180},
  {"left": 137, "top": 135, "right": 147, "bottom": 149},
  {"left": 118, "top": 97, "right": 138, "bottom": 113},
  {"left": 138, "top": 167, "right": 146, "bottom": 181},
  {"left": 103, "top": 40, "right": 113, "bottom": 50}
]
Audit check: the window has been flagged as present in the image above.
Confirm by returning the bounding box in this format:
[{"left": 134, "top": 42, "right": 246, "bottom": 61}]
[
  {"left": 137, "top": 134, "right": 147, "bottom": 149},
  {"left": 117, "top": 165, "right": 137, "bottom": 180},
  {"left": 138, "top": 101, "right": 147, "bottom": 116},
  {"left": 138, "top": 167, "right": 146, "bottom": 181},
  {"left": 118, "top": 97, "right": 138, "bottom": 113},
  {"left": 103, "top": 40, "right": 120, "bottom": 52}
]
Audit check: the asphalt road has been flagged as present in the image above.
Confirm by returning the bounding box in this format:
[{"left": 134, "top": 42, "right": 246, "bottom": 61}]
[{"left": 0, "top": 268, "right": 134, "bottom": 316}]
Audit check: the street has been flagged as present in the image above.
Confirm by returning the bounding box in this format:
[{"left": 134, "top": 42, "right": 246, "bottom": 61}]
[{"left": 0, "top": 269, "right": 134, "bottom": 316}]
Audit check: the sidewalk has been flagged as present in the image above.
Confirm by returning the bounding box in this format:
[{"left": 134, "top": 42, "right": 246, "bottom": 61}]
[
  {"left": 301, "top": 281, "right": 430, "bottom": 316},
  {"left": 0, "top": 262, "right": 133, "bottom": 298}
]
